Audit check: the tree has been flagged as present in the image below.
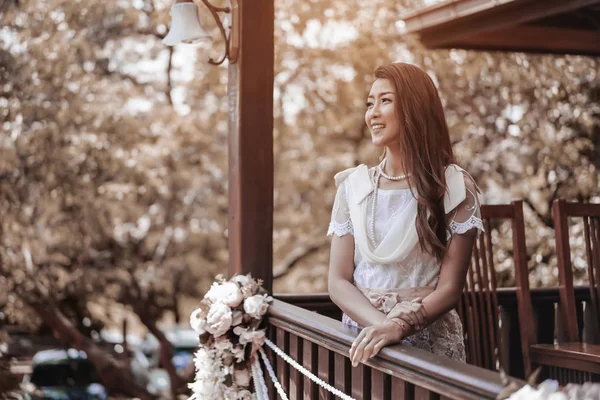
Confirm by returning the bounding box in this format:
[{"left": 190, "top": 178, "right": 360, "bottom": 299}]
[{"left": 1, "top": 0, "right": 599, "bottom": 394}]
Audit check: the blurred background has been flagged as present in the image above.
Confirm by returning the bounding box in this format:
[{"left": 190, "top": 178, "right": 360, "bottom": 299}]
[{"left": 0, "top": 0, "right": 598, "bottom": 397}]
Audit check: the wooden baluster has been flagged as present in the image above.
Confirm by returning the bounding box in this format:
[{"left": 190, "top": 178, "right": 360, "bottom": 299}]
[
  {"left": 371, "top": 369, "right": 390, "bottom": 400},
  {"left": 266, "top": 327, "right": 277, "bottom": 399},
  {"left": 467, "top": 263, "right": 482, "bottom": 367},
  {"left": 276, "top": 328, "right": 290, "bottom": 395},
  {"left": 302, "top": 339, "right": 317, "bottom": 399},
  {"left": 289, "top": 334, "right": 303, "bottom": 399},
  {"left": 473, "top": 241, "right": 491, "bottom": 369},
  {"left": 317, "top": 347, "right": 333, "bottom": 400},
  {"left": 463, "top": 280, "right": 477, "bottom": 366},
  {"left": 351, "top": 363, "right": 370, "bottom": 400},
  {"left": 333, "top": 353, "right": 351, "bottom": 396},
  {"left": 415, "top": 386, "right": 440, "bottom": 400},
  {"left": 587, "top": 217, "right": 600, "bottom": 337},
  {"left": 391, "top": 377, "right": 414, "bottom": 399},
  {"left": 593, "top": 217, "right": 600, "bottom": 325},
  {"left": 481, "top": 222, "right": 499, "bottom": 370}
]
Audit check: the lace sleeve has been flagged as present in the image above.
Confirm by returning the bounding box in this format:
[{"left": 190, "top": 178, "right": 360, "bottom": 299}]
[
  {"left": 449, "top": 174, "right": 484, "bottom": 236},
  {"left": 327, "top": 180, "right": 354, "bottom": 237}
]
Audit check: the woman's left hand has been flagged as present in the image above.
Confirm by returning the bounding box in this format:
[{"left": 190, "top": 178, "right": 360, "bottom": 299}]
[
  {"left": 349, "top": 320, "right": 404, "bottom": 367},
  {"left": 387, "top": 297, "right": 428, "bottom": 331}
]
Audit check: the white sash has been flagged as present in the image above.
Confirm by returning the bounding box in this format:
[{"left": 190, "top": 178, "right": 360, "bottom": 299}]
[{"left": 333, "top": 164, "right": 468, "bottom": 264}]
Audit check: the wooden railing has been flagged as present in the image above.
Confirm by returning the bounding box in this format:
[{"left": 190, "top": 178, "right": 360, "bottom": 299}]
[
  {"left": 275, "top": 286, "right": 592, "bottom": 381},
  {"left": 266, "top": 299, "right": 513, "bottom": 400}
]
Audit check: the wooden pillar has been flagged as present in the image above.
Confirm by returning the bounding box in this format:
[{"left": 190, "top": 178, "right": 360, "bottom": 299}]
[{"left": 227, "top": 0, "right": 274, "bottom": 292}]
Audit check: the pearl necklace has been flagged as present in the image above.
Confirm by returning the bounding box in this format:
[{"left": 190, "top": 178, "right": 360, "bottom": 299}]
[
  {"left": 369, "top": 170, "right": 381, "bottom": 249},
  {"left": 378, "top": 159, "right": 411, "bottom": 181}
]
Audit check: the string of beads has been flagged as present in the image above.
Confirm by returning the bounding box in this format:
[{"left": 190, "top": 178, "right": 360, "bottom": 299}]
[{"left": 264, "top": 338, "right": 357, "bottom": 400}]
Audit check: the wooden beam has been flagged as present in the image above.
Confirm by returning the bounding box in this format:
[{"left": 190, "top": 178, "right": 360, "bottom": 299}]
[
  {"left": 403, "top": 0, "right": 600, "bottom": 47},
  {"left": 227, "top": 0, "right": 274, "bottom": 292},
  {"left": 431, "top": 25, "right": 600, "bottom": 56}
]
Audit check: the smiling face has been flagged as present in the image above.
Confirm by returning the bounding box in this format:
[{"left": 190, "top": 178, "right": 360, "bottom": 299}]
[{"left": 365, "top": 78, "right": 401, "bottom": 148}]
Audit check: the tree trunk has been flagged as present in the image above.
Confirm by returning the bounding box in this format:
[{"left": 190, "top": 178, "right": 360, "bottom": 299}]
[
  {"left": 138, "top": 313, "right": 183, "bottom": 399},
  {"left": 29, "top": 301, "right": 152, "bottom": 400}
]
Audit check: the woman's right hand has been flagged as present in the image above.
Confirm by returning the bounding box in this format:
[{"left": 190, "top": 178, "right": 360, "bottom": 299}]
[{"left": 387, "top": 297, "right": 428, "bottom": 331}]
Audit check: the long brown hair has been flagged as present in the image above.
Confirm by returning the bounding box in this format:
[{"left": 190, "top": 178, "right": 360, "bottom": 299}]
[{"left": 374, "top": 63, "right": 456, "bottom": 261}]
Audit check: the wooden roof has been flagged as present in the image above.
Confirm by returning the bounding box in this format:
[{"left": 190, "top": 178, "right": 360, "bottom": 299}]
[{"left": 401, "top": 0, "right": 600, "bottom": 56}]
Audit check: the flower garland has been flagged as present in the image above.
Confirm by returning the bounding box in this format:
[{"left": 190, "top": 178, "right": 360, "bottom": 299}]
[
  {"left": 188, "top": 274, "right": 272, "bottom": 400},
  {"left": 504, "top": 380, "right": 600, "bottom": 400}
]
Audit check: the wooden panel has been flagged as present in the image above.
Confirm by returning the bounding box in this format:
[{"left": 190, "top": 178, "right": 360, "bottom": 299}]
[
  {"left": 227, "top": 0, "right": 274, "bottom": 291},
  {"left": 266, "top": 327, "right": 277, "bottom": 399},
  {"left": 443, "top": 26, "right": 600, "bottom": 57},
  {"left": 403, "top": 0, "right": 600, "bottom": 35},
  {"left": 553, "top": 199, "right": 579, "bottom": 342},
  {"left": 403, "top": 0, "right": 600, "bottom": 56},
  {"left": 391, "top": 377, "right": 414, "bottom": 400},
  {"left": 276, "top": 328, "right": 289, "bottom": 395},
  {"left": 317, "top": 347, "right": 333, "bottom": 400},
  {"left": 511, "top": 200, "right": 535, "bottom": 378},
  {"left": 302, "top": 339, "right": 317, "bottom": 399},
  {"left": 371, "top": 369, "right": 390, "bottom": 400},
  {"left": 289, "top": 334, "right": 303, "bottom": 399},
  {"left": 351, "top": 363, "right": 370, "bottom": 399},
  {"left": 415, "top": 386, "right": 440, "bottom": 400},
  {"left": 333, "top": 352, "right": 351, "bottom": 395}
]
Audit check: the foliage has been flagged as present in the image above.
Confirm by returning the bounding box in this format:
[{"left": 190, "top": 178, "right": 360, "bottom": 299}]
[{"left": 0, "top": 0, "right": 598, "bottom": 383}]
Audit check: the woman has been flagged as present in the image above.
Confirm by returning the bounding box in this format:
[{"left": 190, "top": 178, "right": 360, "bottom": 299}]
[{"left": 327, "top": 63, "right": 483, "bottom": 367}]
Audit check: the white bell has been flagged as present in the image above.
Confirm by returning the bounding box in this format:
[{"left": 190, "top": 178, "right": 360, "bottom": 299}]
[{"left": 162, "top": 2, "right": 210, "bottom": 46}]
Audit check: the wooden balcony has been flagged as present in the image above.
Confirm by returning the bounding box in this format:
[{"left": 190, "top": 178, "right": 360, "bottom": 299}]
[
  {"left": 265, "top": 298, "right": 512, "bottom": 400},
  {"left": 270, "top": 285, "right": 596, "bottom": 397}
]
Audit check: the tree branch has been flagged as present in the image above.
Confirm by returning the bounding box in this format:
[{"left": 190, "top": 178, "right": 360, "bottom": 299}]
[
  {"left": 166, "top": 46, "right": 174, "bottom": 106},
  {"left": 522, "top": 197, "right": 553, "bottom": 229},
  {"left": 273, "top": 236, "right": 330, "bottom": 279}
]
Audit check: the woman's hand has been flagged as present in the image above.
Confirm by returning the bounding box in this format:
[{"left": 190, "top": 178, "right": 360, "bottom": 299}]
[
  {"left": 387, "top": 297, "right": 428, "bottom": 331},
  {"left": 349, "top": 320, "right": 404, "bottom": 367}
]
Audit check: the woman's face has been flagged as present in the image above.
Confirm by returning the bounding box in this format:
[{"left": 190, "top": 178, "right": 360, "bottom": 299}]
[{"left": 365, "top": 78, "right": 400, "bottom": 148}]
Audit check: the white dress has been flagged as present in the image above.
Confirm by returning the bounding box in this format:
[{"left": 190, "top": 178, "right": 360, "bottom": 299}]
[{"left": 328, "top": 166, "right": 484, "bottom": 361}]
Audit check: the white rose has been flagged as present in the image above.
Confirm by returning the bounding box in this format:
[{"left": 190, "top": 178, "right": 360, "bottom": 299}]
[
  {"left": 206, "top": 302, "right": 233, "bottom": 337},
  {"left": 189, "top": 308, "right": 207, "bottom": 334},
  {"left": 233, "top": 368, "right": 251, "bottom": 387},
  {"left": 206, "top": 282, "right": 244, "bottom": 307},
  {"left": 243, "top": 294, "right": 271, "bottom": 319}
]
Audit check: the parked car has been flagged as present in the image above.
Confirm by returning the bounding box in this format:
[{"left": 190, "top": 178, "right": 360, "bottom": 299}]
[
  {"left": 23, "top": 349, "right": 107, "bottom": 400},
  {"left": 141, "top": 326, "right": 198, "bottom": 373},
  {"left": 135, "top": 326, "right": 198, "bottom": 396}
]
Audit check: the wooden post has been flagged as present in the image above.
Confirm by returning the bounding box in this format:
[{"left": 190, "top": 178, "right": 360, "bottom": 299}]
[{"left": 227, "top": 0, "right": 274, "bottom": 292}]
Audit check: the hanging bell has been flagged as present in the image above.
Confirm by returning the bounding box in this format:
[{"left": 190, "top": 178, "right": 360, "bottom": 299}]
[{"left": 162, "top": 2, "right": 211, "bottom": 46}]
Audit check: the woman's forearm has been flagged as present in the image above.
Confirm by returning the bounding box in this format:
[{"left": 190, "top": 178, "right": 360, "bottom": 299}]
[
  {"left": 329, "top": 279, "right": 387, "bottom": 327},
  {"left": 421, "top": 284, "right": 461, "bottom": 326}
]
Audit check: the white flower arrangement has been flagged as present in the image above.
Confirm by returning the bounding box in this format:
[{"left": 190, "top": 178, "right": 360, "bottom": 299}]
[
  {"left": 504, "top": 379, "right": 600, "bottom": 400},
  {"left": 188, "top": 274, "right": 273, "bottom": 400}
]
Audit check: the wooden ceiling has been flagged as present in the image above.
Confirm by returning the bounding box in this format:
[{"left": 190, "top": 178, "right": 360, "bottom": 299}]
[{"left": 401, "top": 0, "right": 600, "bottom": 56}]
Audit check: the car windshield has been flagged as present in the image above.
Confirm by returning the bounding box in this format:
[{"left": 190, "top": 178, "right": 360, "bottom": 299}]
[{"left": 30, "top": 361, "right": 101, "bottom": 387}]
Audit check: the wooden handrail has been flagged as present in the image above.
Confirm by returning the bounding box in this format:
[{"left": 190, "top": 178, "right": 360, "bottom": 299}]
[
  {"left": 276, "top": 286, "right": 592, "bottom": 308},
  {"left": 268, "top": 299, "right": 513, "bottom": 399}
]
